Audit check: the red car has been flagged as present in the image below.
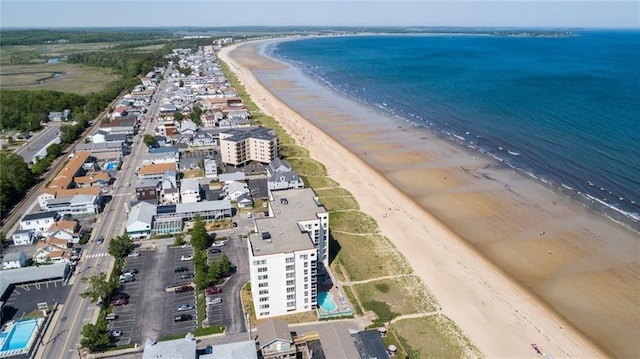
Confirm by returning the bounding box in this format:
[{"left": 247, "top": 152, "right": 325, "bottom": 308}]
[
  {"left": 175, "top": 285, "right": 194, "bottom": 294},
  {"left": 206, "top": 287, "right": 222, "bottom": 295},
  {"left": 112, "top": 298, "right": 129, "bottom": 306},
  {"left": 114, "top": 293, "right": 130, "bottom": 300}
]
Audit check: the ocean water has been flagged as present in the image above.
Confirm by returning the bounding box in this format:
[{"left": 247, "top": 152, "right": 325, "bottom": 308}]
[{"left": 269, "top": 32, "right": 640, "bottom": 230}]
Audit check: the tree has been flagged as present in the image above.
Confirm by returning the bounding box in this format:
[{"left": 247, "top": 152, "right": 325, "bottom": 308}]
[
  {"left": 80, "top": 319, "right": 111, "bottom": 352},
  {"left": 142, "top": 134, "right": 156, "bottom": 148},
  {"left": 190, "top": 106, "right": 202, "bottom": 125},
  {"left": 108, "top": 233, "right": 134, "bottom": 259},
  {"left": 218, "top": 253, "right": 231, "bottom": 277},
  {"left": 207, "top": 261, "right": 222, "bottom": 286},
  {"left": 46, "top": 142, "right": 62, "bottom": 157},
  {"left": 0, "top": 152, "right": 36, "bottom": 218},
  {"left": 173, "top": 111, "right": 183, "bottom": 122},
  {"left": 80, "top": 272, "right": 116, "bottom": 305},
  {"left": 189, "top": 215, "right": 208, "bottom": 250}
]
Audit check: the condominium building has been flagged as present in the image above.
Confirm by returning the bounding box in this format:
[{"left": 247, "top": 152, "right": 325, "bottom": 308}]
[
  {"left": 219, "top": 127, "right": 279, "bottom": 166},
  {"left": 248, "top": 188, "right": 329, "bottom": 319}
]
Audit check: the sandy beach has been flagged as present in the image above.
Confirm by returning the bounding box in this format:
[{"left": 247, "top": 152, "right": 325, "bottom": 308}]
[{"left": 220, "top": 39, "right": 639, "bottom": 358}]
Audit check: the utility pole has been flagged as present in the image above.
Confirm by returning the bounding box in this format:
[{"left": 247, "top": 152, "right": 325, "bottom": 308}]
[{"left": 246, "top": 306, "right": 251, "bottom": 340}]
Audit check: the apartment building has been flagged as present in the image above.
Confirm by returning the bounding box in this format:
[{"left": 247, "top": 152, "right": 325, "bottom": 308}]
[
  {"left": 247, "top": 188, "right": 329, "bottom": 319},
  {"left": 219, "top": 127, "right": 279, "bottom": 166}
]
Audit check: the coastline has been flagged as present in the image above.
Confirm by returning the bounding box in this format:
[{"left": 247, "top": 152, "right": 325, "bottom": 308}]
[{"left": 220, "top": 39, "right": 639, "bottom": 358}]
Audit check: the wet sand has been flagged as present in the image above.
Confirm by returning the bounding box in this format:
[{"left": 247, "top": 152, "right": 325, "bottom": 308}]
[{"left": 220, "top": 39, "right": 640, "bottom": 358}]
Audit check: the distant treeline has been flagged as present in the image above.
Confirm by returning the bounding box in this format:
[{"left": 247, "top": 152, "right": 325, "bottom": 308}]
[
  {"left": 0, "top": 29, "right": 175, "bottom": 46},
  {"left": 67, "top": 50, "right": 165, "bottom": 78}
]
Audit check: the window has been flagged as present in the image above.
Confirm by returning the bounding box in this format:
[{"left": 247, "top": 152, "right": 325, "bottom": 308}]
[
  {"left": 258, "top": 282, "right": 268, "bottom": 288},
  {"left": 304, "top": 291, "right": 308, "bottom": 296},
  {"left": 300, "top": 254, "right": 308, "bottom": 260},
  {"left": 286, "top": 287, "right": 295, "bottom": 293},
  {"left": 285, "top": 257, "right": 294, "bottom": 263},
  {"left": 303, "top": 262, "right": 308, "bottom": 268},
  {"left": 286, "top": 273, "right": 295, "bottom": 278},
  {"left": 260, "top": 312, "right": 270, "bottom": 316},
  {"left": 259, "top": 304, "right": 270, "bottom": 309},
  {"left": 259, "top": 289, "right": 269, "bottom": 295},
  {"left": 258, "top": 275, "right": 268, "bottom": 280},
  {"left": 287, "top": 294, "right": 295, "bottom": 300},
  {"left": 285, "top": 265, "right": 295, "bottom": 271},
  {"left": 259, "top": 297, "right": 269, "bottom": 302},
  {"left": 287, "top": 301, "right": 295, "bottom": 307},
  {"left": 304, "top": 269, "right": 308, "bottom": 275},
  {"left": 304, "top": 284, "right": 308, "bottom": 289},
  {"left": 286, "top": 280, "right": 295, "bottom": 286},
  {"left": 257, "top": 267, "right": 267, "bottom": 273}
]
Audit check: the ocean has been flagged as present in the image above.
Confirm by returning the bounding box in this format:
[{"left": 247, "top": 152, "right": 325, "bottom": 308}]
[{"left": 268, "top": 31, "right": 640, "bottom": 231}]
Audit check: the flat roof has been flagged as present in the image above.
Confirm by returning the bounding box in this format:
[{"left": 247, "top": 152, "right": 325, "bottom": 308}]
[
  {"left": 250, "top": 188, "right": 324, "bottom": 256},
  {"left": 0, "top": 262, "right": 69, "bottom": 297}
]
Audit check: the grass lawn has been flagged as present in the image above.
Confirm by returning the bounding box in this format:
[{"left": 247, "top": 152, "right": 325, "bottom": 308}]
[
  {"left": 288, "top": 157, "right": 327, "bottom": 177},
  {"left": 355, "top": 276, "right": 437, "bottom": 317},
  {"left": 280, "top": 144, "right": 310, "bottom": 158},
  {"left": 303, "top": 176, "right": 340, "bottom": 189},
  {"left": 329, "top": 211, "right": 378, "bottom": 235},
  {"left": 0, "top": 63, "right": 119, "bottom": 94},
  {"left": 182, "top": 169, "right": 204, "bottom": 179},
  {"left": 331, "top": 233, "right": 411, "bottom": 281},
  {"left": 392, "top": 316, "right": 482, "bottom": 359},
  {"left": 319, "top": 196, "right": 359, "bottom": 212}
]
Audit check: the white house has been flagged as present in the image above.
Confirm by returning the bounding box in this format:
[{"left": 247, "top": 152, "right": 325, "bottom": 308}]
[
  {"left": 11, "top": 229, "right": 35, "bottom": 246},
  {"left": 45, "top": 194, "right": 100, "bottom": 217},
  {"left": 19, "top": 211, "right": 60, "bottom": 236},
  {"left": 180, "top": 178, "right": 201, "bottom": 203},
  {"left": 223, "top": 181, "right": 249, "bottom": 201},
  {"left": 33, "top": 238, "right": 71, "bottom": 264},
  {"left": 126, "top": 201, "right": 156, "bottom": 239},
  {"left": 2, "top": 252, "right": 29, "bottom": 269},
  {"left": 204, "top": 158, "right": 218, "bottom": 179}
]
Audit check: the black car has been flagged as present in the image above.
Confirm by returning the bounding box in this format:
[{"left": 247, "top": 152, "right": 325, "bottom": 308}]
[
  {"left": 96, "top": 236, "right": 104, "bottom": 244},
  {"left": 174, "top": 314, "right": 192, "bottom": 322},
  {"left": 174, "top": 266, "right": 189, "bottom": 273},
  {"left": 180, "top": 273, "right": 194, "bottom": 279},
  {"left": 208, "top": 248, "right": 221, "bottom": 254}
]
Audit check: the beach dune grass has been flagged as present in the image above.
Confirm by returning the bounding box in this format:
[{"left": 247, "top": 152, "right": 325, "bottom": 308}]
[
  {"left": 332, "top": 233, "right": 410, "bottom": 281},
  {"left": 287, "top": 157, "right": 327, "bottom": 177},
  {"left": 329, "top": 211, "right": 378, "bottom": 235},
  {"left": 355, "top": 276, "right": 437, "bottom": 317},
  {"left": 280, "top": 144, "right": 310, "bottom": 158},
  {"left": 303, "top": 176, "right": 340, "bottom": 189},
  {"left": 318, "top": 196, "right": 360, "bottom": 212},
  {"left": 392, "top": 316, "right": 483, "bottom": 359},
  {"left": 315, "top": 187, "right": 354, "bottom": 198}
]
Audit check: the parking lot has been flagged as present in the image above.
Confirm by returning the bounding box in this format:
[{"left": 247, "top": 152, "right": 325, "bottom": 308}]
[
  {"left": 1, "top": 280, "right": 69, "bottom": 323},
  {"left": 107, "top": 243, "right": 196, "bottom": 345}
]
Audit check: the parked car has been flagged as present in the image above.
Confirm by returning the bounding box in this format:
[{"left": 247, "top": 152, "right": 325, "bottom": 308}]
[
  {"left": 119, "top": 273, "right": 134, "bottom": 280},
  {"left": 232, "top": 222, "right": 238, "bottom": 228},
  {"left": 205, "top": 287, "right": 223, "bottom": 295},
  {"left": 207, "top": 296, "right": 222, "bottom": 305},
  {"left": 114, "top": 293, "right": 130, "bottom": 300},
  {"left": 180, "top": 255, "right": 193, "bottom": 261},
  {"left": 208, "top": 248, "right": 221, "bottom": 254},
  {"left": 247, "top": 212, "right": 253, "bottom": 218},
  {"left": 96, "top": 236, "right": 104, "bottom": 244},
  {"left": 112, "top": 298, "right": 129, "bottom": 306},
  {"left": 180, "top": 273, "right": 194, "bottom": 279},
  {"left": 120, "top": 276, "right": 135, "bottom": 283},
  {"left": 174, "top": 314, "right": 192, "bottom": 322},
  {"left": 123, "top": 269, "right": 139, "bottom": 276},
  {"left": 174, "top": 266, "right": 189, "bottom": 273},
  {"left": 211, "top": 241, "right": 226, "bottom": 247},
  {"left": 110, "top": 330, "right": 123, "bottom": 337},
  {"left": 174, "top": 285, "right": 194, "bottom": 294},
  {"left": 128, "top": 252, "right": 140, "bottom": 257},
  {"left": 177, "top": 304, "right": 194, "bottom": 311}
]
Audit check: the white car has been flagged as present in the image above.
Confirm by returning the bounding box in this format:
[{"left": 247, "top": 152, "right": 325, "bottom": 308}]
[
  {"left": 110, "top": 330, "right": 123, "bottom": 337},
  {"left": 180, "top": 255, "right": 193, "bottom": 261},
  {"left": 207, "top": 296, "right": 222, "bottom": 305},
  {"left": 211, "top": 241, "right": 226, "bottom": 247},
  {"left": 128, "top": 252, "right": 140, "bottom": 257},
  {"left": 177, "top": 304, "right": 194, "bottom": 311}
]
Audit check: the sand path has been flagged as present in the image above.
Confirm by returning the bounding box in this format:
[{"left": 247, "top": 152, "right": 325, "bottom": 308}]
[{"left": 219, "top": 41, "right": 608, "bottom": 358}]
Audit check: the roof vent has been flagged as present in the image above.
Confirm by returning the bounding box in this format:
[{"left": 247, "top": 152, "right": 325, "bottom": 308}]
[{"left": 262, "top": 232, "right": 271, "bottom": 240}]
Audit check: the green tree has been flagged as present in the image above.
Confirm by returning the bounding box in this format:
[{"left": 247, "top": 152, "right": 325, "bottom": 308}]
[
  {"left": 80, "top": 272, "right": 116, "bottom": 305},
  {"left": 142, "top": 133, "right": 156, "bottom": 148},
  {"left": 190, "top": 106, "right": 202, "bottom": 125},
  {"left": 218, "top": 253, "right": 231, "bottom": 277},
  {"left": 207, "top": 260, "right": 222, "bottom": 285},
  {"left": 0, "top": 152, "right": 36, "bottom": 218},
  {"left": 46, "top": 142, "right": 63, "bottom": 157},
  {"left": 173, "top": 111, "right": 184, "bottom": 122},
  {"left": 80, "top": 319, "right": 111, "bottom": 352},
  {"left": 189, "top": 215, "right": 208, "bottom": 250},
  {"left": 108, "top": 233, "right": 134, "bottom": 259}
]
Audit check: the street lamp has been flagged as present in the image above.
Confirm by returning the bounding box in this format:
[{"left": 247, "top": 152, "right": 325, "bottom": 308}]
[{"left": 246, "top": 306, "right": 251, "bottom": 340}]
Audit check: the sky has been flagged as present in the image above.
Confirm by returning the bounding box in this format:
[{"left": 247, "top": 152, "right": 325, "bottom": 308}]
[{"left": 1, "top": 1, "right": 638, "bottom": 29}]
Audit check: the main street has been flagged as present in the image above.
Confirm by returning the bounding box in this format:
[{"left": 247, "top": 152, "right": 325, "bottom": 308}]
[{"left": 38, "top": 69, "right": 172, "bottom": 359}]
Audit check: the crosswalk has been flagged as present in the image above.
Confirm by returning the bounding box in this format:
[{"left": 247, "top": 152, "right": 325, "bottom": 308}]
[{"left": 85, "top": 252, "right": 110, "bottom": 259}]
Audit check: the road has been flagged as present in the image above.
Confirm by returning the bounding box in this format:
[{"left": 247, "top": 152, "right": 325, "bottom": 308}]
[
  {"left": 14, "top": 123, "right": 61, "bottom": 163},
  {"left": 38, "top": 69, "right": 172, "bottom": 359}
]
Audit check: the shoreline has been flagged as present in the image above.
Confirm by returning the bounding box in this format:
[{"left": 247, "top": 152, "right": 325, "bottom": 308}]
[{"left": 220, "top": 39, "right": 638, "bottom": 358}]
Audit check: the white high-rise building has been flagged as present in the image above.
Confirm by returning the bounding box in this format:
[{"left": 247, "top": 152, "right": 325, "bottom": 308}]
[{"left": 248, "top": 188, "right": 329, "bottom": 319}]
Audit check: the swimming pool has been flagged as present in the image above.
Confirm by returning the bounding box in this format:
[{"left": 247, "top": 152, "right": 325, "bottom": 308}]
[
  {"left": 104, "top": 161, "right": 120, "bottom": 170},
  {"left": 317, "top": 291, "right": 337, "bottom": 312},
  {"left": 0, "top": 319, "right": 38, "bottom": 352}
]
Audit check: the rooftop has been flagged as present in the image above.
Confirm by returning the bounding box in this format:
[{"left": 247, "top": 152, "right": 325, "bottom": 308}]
[{"left": 22, "top": 211, "right": 59, "bottom": 221}]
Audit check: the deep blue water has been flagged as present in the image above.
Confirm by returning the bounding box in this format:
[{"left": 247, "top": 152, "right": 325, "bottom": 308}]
[{"left": 270, "top": 32, "right": 640, "bottom": 230}]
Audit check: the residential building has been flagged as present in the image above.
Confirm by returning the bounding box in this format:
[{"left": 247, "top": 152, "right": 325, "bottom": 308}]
[
  {"left": 135, "top": 178, "right": 160, "bottom": 201},
  {"left": 11, "top": 229, "right": 35, "bottom": 246},
  {"left": 142, "top": 335, "right": 196, "bottom": 359},
  {"left": 2, "top": 252, "right": 28, "bottom": 270},
  {"left": 204, "top": 158, "right": 218, "bottom": 179},
  {"left": 75, "top": 141, "right": 128, "bottom": 159},
  {"left": 219, "top": 127, "right": 279, "bottom": 166},
  {"left": 223, "top": 181, "right": 249, "bottom": 201},
  {"left": 126, "top": 201, "right": 156, "bottom": 239},
  {"left": 257, "top": 319, "right": 296, "bottom": 359},
  {"left": 201, "top": 341, "right": 258, "bottom": 359},
  {"left": 247, "top": 188, "right": 329, "bottom": 319},
  {"left": 45, "top": 194, "right": 100, "bottom": 217},
  {"left": 138, "top": 163, "right": 177, "bottom": 180},
  {"left": 33, "top": 238, "right": 71, "bottom": 264},
  {"left": 180, "top": 178, "right": 201, "bottom": 203},
  {"left": 19, "top": 211, "right": 61, "bottom": 236}
]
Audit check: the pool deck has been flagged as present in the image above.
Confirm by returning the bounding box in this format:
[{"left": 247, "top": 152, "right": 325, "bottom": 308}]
[
  {"left": 0, "top": 318, "right": 44, "bottom": 358},
  {"left": 316, "top": 269, "right": 354, "bottom": 318}
]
